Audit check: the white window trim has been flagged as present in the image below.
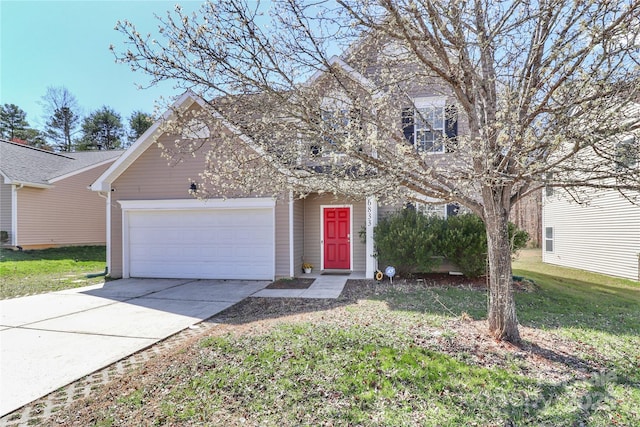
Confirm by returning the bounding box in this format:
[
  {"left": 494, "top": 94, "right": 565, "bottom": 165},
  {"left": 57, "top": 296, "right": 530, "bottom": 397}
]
[
  {"left": 415, "top": 202, "right": 447, "bottom": 218},
  {"left": 319, "top": 109, "right": 351, "bottom": 158},
  {"left": 413, "top": 96, "right": 447, "bottom": 154},
  {"left": 545, "top": 226, "right": 554, "bottom": 253}
]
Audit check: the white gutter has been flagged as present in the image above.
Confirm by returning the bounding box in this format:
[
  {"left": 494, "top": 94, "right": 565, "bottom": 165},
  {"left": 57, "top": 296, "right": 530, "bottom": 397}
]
[{"left": 96, "top": 190, "right": 111, "bottom": 274}]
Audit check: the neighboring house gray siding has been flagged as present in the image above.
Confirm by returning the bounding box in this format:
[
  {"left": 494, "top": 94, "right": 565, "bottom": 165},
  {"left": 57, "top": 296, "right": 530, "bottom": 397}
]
[
  {"left": 543, "top": 188, "right": 640, "bottom": 281},
  {"left": 0, "top": 179, "right": 12, "bottom": 243}
]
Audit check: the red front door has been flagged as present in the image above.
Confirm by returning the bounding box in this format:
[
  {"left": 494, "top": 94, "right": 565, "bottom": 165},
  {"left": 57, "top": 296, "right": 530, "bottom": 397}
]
[{"left": 323, "top": 207, "right": 351, "bottom": 269}]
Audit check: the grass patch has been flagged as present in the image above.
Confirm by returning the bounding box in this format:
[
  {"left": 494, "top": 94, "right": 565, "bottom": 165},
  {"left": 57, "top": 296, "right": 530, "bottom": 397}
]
[
  {"left": 0, "top": 246, "right": 107, "bottom": 299},
  {"left": 513, "top": 249, "right": 640, "bottom": 389},
  {"left": 157, "top": 325, "right": 537, "bottom": 426}
]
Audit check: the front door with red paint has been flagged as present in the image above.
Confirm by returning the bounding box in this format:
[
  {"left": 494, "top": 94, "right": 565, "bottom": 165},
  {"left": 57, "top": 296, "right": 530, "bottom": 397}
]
[{"left": 323, "top": 207, "right": 350, "bottom": 269}]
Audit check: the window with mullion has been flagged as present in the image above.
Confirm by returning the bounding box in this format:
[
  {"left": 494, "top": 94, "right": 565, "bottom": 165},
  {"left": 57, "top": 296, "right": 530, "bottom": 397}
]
[
  {"left": 321, "top": 109, "right": 349, "bottom": 146},
  {"left": 415, "top": 106, "right": 445, "bottom": 153},
  {"left": 615, "top": 136, "right": 638, "bottom": 170}
]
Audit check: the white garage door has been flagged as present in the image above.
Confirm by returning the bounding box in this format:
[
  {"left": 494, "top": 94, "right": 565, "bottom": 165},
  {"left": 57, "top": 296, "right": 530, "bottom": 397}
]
[{"left": 122, "top": 200, "right": 275, "bottom": 280}]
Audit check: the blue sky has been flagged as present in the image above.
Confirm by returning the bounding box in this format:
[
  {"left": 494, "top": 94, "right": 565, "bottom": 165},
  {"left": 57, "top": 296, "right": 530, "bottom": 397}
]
[{"left": 0, "top": 0, "right": 203, "bottom": 130}]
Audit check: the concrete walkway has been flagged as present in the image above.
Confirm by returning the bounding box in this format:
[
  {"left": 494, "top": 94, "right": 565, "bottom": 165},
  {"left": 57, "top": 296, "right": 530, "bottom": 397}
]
[
  {"left": 0, "top": 278, "right": 269, "bottom": 416},
  {"left": 253, "top": 271, "right": 364, "bottom": 298}
]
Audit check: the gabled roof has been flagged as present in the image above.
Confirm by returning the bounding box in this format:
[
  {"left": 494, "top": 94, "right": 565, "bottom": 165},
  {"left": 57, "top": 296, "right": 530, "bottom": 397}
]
[
  {"left": 0, "top": 139, "right": 123, "bottom": 188},
  {"left": 305, "top": 55, "right": 377, "bottom": 92},
  {"left": 91, "top": 91, "right": 202, "bottom": 192},
  {"left": 91, "top": 91, "right": 288, "bottom": 192},
  {"left": 91, "top": 52, "right": 383, "bottom": 193}
]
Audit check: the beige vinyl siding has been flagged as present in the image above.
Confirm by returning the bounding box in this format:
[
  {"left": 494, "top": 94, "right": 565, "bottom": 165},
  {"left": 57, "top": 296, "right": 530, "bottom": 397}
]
[
  {"left": 0, "top": 180, "right": 12, "bottom": 243},
  {"left": 15, "top": 164, "right": 112, "bottom": 248},
  {"left": 377, "top": 201, "right": 403, "bottom": 219},
  {"left": 109, "top": 136, "right": 290, "bottom": 278},
  {"left": 302, "top": 194, "right": 366, "bottom": 272},
  {"left": 293, "top": 197, "right": 305, "bottom": 274},
  {"left": 543, "top": 188, "right": 640, "bottom": 281}
]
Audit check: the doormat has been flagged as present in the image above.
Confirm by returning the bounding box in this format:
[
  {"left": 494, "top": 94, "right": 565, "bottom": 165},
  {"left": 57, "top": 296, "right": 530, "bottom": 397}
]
[
  {"left": 266, "top": 278, "right": 315, "bottom": 289},
  {"left": 321, "top": 272, "right": 351, "bottom": 276}
]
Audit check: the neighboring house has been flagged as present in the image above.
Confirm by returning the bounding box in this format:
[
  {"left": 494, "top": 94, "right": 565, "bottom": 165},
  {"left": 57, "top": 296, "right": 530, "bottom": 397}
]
[
  {"left": 91, "top": 39, "right": 466, "bottom": 281},
  {"left": 0, "top": 139, "right": 123, "bottom": 249},
  {"left": 542, "top": 137, "right": 640, "bottom": 281}
]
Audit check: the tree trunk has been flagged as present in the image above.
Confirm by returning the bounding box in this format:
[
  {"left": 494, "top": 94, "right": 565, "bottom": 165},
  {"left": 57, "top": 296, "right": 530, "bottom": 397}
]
[{"left": 485, "top": 204, "right": 521, "bottom": 343}]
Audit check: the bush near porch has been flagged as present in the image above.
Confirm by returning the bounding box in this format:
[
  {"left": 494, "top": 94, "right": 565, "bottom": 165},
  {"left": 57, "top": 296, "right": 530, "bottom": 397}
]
[{"left": 373, "top": 210, "right": 529, "bottom": 277}]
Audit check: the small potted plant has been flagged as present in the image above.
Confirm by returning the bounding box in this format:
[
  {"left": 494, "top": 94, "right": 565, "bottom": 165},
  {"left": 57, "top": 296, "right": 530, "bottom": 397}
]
[{"left": 302, "top": 262, "right": 313, "bottom": 274}]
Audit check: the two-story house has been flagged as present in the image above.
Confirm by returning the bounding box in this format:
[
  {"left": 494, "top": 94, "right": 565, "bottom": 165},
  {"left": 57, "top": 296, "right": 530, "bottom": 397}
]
[{"left": 90, "top": 34, "right": 464, "bottom": 281}]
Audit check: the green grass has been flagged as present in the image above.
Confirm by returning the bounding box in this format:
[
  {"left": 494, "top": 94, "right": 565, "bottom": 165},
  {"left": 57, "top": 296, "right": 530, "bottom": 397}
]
[
  {"left": 59, "top": 249, "right": 640, "bottom": 426},
  {"left": 0, "top": 246, "right": 107, "bottom": 299}
]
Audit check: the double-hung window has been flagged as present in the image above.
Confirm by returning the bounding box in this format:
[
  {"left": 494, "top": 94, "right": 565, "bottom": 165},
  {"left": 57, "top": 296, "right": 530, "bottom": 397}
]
[
  {"left": 545, "top": 227, "right": 554, "bottom": 253},
  {"left": 311, "top": 108, "right": 361, "bottom": 157},
  {"left": 321, "top": 109, "right": 349, "bottom": 146},
  {"left": 415, "top": 106, "right": 445, "bottom": 153},
  {"left": 402, "top": 97, "right": 457, "bottom": 153},
  {"left": 615, "top": 136, "right": 638, "bottom": 170}
]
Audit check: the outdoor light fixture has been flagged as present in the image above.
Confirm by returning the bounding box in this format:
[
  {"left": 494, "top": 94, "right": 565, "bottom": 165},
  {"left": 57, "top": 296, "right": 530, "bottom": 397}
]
[{"left": 190, "top": 182, "right": 197, "bottom": 192}]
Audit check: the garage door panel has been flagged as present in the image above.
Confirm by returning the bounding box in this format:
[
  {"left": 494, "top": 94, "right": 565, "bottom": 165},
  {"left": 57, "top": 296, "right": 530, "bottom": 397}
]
[{"left": 126, "top": 207, "right": 274, "bottom": 280}]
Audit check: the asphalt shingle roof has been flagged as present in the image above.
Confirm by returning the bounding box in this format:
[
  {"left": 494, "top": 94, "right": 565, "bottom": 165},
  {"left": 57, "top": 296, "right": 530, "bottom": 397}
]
[{"left": 0, "top": 139, "right": 123, "bottom": 186}]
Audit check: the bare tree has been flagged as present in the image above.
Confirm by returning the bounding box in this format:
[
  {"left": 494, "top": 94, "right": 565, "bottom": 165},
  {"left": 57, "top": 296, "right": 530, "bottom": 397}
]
[
  {"left": 114, "top": 0, "right": 640, "bottom": 342},
  {"left": 42, "top": 86, "right": 80, "bottom": 152}
]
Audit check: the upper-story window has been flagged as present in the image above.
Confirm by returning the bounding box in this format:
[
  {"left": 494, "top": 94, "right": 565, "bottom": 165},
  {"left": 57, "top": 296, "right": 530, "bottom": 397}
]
[
  {"left": 415, "top": 106, "right": 445, "bottom": 153},
  {"left": 615, "top": 136, "right": 638, "bottom": 170},
  {"left": 321, "top": 109, "right": 350, "bottom": 146},
  {"left": 311, "top": 107, "right": 362, "bottom": 157},
  {"left": 402, "top": 97, "right": 457, "bottom": 154}
]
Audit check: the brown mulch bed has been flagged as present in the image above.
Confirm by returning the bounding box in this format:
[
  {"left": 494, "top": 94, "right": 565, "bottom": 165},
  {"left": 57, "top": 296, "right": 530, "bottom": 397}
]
[
  {"left": 265, "top": 278, "right": 315, "bottom": 289},
  {"left": 401, "top": 272, "right": 538, "bottom": 292}
]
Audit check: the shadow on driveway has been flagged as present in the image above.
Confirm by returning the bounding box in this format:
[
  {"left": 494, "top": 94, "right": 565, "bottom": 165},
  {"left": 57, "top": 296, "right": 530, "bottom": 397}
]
[{"left": 0, "top": 278, "right": 268, "bottom": 416}]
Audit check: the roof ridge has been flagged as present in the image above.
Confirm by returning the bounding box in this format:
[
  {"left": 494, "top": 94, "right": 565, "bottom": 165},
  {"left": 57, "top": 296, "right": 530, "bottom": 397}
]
[{"left": 0, "top": 138, "right": 74, "bottom": 159}]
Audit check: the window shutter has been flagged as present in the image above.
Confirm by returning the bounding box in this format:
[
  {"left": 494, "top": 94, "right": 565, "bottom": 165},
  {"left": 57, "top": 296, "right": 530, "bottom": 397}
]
[
  {"left": 444, "top": 104, "right": 458, "bottom": 152},
  {"left": 401, "top": 108, "right": 414, "bottom": 145},
  {"left": 446, "top": 203, "right": 459, "bottom": 217}
]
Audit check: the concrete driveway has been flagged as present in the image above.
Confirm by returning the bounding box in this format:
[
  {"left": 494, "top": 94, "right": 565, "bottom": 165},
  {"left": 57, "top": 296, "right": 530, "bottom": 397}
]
[{"left": 0, "top": 278, "right": 269, "bottom": 416}]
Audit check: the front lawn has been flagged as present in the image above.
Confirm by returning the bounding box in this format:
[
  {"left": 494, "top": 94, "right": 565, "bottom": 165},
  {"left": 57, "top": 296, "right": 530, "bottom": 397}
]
[
  {"left": 50, "top": 249, "right": 640, "bottom": 426},
  {"left": 0, "top": 246, "right": 107, "bottom": 299}
]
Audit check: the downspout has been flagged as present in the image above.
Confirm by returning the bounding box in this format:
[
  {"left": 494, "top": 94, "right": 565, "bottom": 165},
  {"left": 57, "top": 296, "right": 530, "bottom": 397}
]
[{"left": 95, "top": 189, "right": 111, "bottom": 277}]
